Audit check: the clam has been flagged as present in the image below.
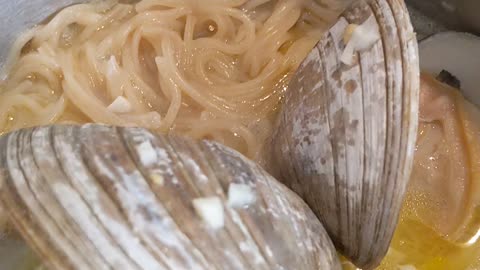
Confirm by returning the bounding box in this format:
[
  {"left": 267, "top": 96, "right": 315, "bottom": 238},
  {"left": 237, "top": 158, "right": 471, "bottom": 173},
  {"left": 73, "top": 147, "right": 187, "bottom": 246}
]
[
  {"left": 266, "top": 0, "right": 420, "bottom": 268},
  {"left": 0, "top": 124, "right": 341, "bottom": 270}
]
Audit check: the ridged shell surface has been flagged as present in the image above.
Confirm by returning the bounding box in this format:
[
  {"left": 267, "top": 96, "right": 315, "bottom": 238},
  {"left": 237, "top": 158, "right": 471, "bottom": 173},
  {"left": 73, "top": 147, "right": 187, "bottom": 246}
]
[
  {"left": 267, "top": 0, "right": 420, "bottom": 268},
  {"left": 0, "top": 124, "right": 341, "bottom": 270}
]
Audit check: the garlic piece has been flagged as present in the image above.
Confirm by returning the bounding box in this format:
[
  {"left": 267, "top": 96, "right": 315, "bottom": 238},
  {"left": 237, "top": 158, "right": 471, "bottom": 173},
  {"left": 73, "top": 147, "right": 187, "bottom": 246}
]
[
  {"left": 106, "top": 55, "right": 120, "bottom": 77},
  {"left": 228, "top": 183, "right": 256, "bottom": 208},
  {"left": 192, "top": 196, "right": 224, "bottom": 230},
  {"left": 341, "top": 15, "right": 380, "bottom": 65},
  {"left": 343, "top": 24, "right": 358, "bottom": 44},
  {"left": 150, "top": 174, "right": 164, "bottom": 186},
  {"left": 136, "top": 141, "right": 157, "bottom": 166},
  {"left": 107, "top": 96, "right": 132, "bottom": 114}
]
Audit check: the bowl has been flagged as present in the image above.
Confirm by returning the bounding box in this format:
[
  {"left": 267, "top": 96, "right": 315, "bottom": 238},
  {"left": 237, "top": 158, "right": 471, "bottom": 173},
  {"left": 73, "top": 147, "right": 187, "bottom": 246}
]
[{"left": 0, "top": 0, "right": 478, "bottom": 269}]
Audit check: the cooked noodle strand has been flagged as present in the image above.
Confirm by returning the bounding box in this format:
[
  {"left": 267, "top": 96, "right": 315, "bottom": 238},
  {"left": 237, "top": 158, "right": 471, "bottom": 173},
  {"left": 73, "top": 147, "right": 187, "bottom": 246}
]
[{"left": 0, "top": 0, "right": 327, "bottom": 158}]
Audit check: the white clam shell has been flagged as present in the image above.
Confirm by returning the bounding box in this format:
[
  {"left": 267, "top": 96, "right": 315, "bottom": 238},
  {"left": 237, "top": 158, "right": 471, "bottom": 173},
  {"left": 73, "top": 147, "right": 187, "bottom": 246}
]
[
  {"left": 267, "top": 0, "right": 420, "bottom": 268},
  {"left": 0, "top": 124, "right": 341, "bottom": 270}
]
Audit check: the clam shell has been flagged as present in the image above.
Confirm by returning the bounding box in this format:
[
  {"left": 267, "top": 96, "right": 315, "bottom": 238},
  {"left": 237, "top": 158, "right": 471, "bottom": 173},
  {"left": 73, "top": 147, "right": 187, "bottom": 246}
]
[
  {"left": 267, "top": 0, "right": 420, "bottom": 268},
  {"left": 0, "top": 124, "right": 341, "bottom": 270}
]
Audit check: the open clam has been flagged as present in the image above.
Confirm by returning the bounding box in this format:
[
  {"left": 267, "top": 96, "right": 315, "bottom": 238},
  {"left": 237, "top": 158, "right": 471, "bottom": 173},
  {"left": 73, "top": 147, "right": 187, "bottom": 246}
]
[
  {"left": 267, "top": 0, "right": 419, "bottom": 268},
  {"left": 0, "top": 124, "right": 341, "bottom": 270}
]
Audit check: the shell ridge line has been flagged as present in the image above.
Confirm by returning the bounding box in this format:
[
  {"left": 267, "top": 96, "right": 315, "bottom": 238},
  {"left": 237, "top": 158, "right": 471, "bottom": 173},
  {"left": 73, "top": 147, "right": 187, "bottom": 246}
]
[
  {"left": 188, "top": 140, "right": 267, "bottom": 270},
  {"left": 375, "top": 0, "right": 403, "bottom": 248},
  {"left": 79, "top": 125, "right": 175, "bottom": 269},
  {"left": 44, "top": 127, "right": 118, "bottom": 268},
  {"left": 41, "top": 127, "right": 119, "bottom": 270},
  {"left": 157, "top": 135, "right": 221, "bottom": 270},
  {"left": 357, "top": 34, "right": 371, "bottom": 253},
  {"left": 365, "top": 1, "right": 399, "bottom": 266},
  {"left": 118, "top": 129, "right": 212, "bottom": 270},
  {"left": 2, "top": 131, "right": 70, "bottom": 269},
  {"left": 365, "top": 1, "right": 392, "bottom": 258},
  {"left": 356, "top": 34, "right": 372, "bottom": 253},
  {"left": 200, "top": 140, "right": 274, "bottom": 269},
  {"left": 51, "top": 126, "right": 147, "bottom": 270},
  {"left": 321, "top": 31, "right": 344, "bottom": 244},
  {"left": 330, "top": 21, "right": 356, "bottom": 253},
  {"left": 15, "top": 127, "right": 94, "bottom": 268}
]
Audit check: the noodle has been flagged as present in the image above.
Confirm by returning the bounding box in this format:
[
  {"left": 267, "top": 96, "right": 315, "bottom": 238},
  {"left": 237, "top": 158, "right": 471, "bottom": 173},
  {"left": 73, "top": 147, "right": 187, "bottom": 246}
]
[{"left": 0, "top": 0, "right": 328, "bottom": 158}]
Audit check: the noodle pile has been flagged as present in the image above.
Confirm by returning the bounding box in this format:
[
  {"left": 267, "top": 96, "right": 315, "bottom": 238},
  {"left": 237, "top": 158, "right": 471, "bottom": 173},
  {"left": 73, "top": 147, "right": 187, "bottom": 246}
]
[{"left": 0, "top": 0, "right": 337, "bottom": 158}]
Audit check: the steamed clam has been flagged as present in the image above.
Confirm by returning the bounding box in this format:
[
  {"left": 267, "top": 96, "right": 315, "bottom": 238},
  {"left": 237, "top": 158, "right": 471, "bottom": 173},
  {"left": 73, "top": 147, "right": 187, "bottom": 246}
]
[
  {"left": 267, "top": 0, "right": 419, "bottom": 268},
  {"left": 0, "top": 124, "right": 341, "bottom": 270}
]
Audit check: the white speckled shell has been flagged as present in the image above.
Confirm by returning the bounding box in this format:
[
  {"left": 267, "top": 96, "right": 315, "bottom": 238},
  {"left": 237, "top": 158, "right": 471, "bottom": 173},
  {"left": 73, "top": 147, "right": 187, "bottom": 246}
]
[
  {"left": 0, "top": 124, "right": 341, "bottom": 270},
  {"left": 267, "top": 0, "right": 420, "bottom": 269}
]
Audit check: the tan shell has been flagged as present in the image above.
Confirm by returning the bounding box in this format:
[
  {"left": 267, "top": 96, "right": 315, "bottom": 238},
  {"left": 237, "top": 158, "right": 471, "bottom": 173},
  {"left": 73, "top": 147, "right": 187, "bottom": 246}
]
[
  {"left": 0, "top": 124, "right": 341, "bottom": 270},
  {"left": 267, "top": 0, "right": 420, "bottom": 268}
]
